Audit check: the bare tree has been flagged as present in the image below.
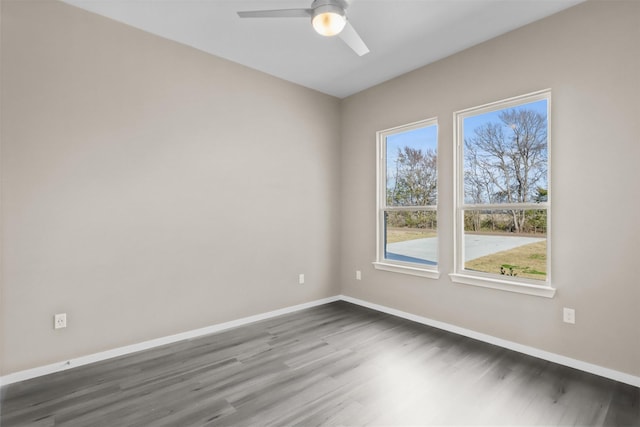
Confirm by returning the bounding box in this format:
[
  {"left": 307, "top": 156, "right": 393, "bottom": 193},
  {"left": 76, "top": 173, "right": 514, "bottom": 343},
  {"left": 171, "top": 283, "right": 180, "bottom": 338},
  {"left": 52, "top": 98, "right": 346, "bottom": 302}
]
[
  {"left": 387, "top": 146, "right": 437, "bottom": 229},
  {"left": 388, "top": 146, "right": 437, "bottom": 206},
  {"left": 464, "top": 108, "right": 547, "bottom": 233}
]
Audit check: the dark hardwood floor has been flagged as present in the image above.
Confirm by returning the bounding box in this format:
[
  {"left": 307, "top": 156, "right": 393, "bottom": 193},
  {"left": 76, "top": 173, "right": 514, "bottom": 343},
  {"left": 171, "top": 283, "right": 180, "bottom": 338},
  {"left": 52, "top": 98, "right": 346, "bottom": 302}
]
[{"left": 1, "top": 301, "right": 639, "bottom": 426}]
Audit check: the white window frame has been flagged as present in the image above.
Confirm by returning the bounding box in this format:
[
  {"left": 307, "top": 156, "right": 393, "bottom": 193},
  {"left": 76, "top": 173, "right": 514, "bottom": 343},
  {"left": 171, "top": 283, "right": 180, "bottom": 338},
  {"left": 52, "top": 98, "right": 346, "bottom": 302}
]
[
  {"left": 451, "top": 90, "right": 555, "bottom": 298},
  {"left": 373, "top": 118, "right": 439, "bottom": 279}
]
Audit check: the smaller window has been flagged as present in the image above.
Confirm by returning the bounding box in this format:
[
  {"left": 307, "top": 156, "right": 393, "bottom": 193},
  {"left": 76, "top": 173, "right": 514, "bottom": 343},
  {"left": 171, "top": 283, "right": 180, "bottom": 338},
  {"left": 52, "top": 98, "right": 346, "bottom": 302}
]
[
  {"left": 452, "top": 90, "right": 554, "bottom": 297},
  {"left": 374, "top": 118, "right": 439, "bottom": 278}
]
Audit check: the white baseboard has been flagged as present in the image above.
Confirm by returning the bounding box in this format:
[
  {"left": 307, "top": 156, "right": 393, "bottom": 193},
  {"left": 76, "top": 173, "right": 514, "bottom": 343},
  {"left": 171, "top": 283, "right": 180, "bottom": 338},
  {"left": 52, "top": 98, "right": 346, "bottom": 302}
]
[
  {"left": 0, "top": 296, "right": 340, "bottom": 387},
  {"left": 2, "top": 294, "right": 638, "bottom": 389},
  {"left": 339, "top": 294, "right": 640, "bottom": 388}
]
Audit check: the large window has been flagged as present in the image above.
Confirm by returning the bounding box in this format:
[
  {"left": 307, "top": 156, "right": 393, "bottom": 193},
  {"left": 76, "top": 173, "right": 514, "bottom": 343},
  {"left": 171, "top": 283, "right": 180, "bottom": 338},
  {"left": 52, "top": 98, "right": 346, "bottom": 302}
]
[
  {"left": 374, "top": 118, "right": 439, "bottom": 278},
  {"left": 452, "top": 90, "right": 554, "bottom": 297}
]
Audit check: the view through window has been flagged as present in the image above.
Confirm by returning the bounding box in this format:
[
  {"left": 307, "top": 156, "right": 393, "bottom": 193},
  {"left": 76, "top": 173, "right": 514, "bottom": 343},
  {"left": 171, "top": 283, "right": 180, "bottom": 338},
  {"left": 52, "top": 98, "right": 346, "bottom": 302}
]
[
  {"left": 456, "top": 91, "right": 550, "bottom": 286},
  {"left": 377, "top": 119, "right": 438, "bottom": 274}
]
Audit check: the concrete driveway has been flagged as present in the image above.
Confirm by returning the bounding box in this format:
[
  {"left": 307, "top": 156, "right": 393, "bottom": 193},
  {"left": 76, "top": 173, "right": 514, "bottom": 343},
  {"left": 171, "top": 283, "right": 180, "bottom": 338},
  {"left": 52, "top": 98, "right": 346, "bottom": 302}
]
[{"left": 386, "top": 234, "right": 545, "bottom": 265}]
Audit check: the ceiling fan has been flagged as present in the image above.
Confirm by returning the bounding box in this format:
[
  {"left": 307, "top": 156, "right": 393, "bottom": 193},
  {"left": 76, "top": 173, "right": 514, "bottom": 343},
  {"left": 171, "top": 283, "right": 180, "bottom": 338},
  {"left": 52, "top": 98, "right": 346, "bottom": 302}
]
[{"left": 237, "top": 0, "right": 370, "bottom": 56}]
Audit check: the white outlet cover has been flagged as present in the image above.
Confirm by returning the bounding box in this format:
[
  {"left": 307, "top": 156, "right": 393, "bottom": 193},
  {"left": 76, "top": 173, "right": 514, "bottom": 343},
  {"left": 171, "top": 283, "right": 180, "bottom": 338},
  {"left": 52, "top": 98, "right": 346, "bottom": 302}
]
[
  {"left": 54, "top": 313, "right": 67, "bottom": 329},
  {"left": 563, "top": 308, "right": 575, "bottom": 324}
]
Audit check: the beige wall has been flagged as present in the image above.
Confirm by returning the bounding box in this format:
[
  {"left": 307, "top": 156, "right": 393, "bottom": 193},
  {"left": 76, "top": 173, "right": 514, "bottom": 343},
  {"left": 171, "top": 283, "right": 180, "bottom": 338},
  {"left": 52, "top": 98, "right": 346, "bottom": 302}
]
[
  {"left": 340, "top": 0, "right": 640, "bottom": 376},
  {"left": 2, "top": 0, "right": 639, "bottom": 380},
  {"left": 0, "top": 1, "right": 4, "bottom": 379},
  {"left": 0, "top": 0, "right": 341, "bottom": 374}
]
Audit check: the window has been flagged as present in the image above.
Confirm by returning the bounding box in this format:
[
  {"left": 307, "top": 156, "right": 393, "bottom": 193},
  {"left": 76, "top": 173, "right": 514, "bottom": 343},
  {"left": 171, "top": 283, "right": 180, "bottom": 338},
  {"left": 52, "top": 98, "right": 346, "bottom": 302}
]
[
  {"left": 374, "top": 118, "right": 439, "bottom": 278},
  {"left": 452, "top": 90, "right": 555, "bottom": 297}
]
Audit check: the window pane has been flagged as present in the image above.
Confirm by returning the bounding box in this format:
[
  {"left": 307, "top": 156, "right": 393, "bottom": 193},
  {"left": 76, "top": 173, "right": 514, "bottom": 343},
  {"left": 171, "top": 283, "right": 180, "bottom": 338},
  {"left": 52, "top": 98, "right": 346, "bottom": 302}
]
[
  {"left": 463, "top": 209, "right": 547, "bottom": 281},
  {"left": 386, "top": 125, "right": 437, "bottom": 207},
  {"left": 463, "top": 99, "right": 548, "bottom": 205},
  {"left": 385, "top": 211, "right": 437, "bottom": 265}
]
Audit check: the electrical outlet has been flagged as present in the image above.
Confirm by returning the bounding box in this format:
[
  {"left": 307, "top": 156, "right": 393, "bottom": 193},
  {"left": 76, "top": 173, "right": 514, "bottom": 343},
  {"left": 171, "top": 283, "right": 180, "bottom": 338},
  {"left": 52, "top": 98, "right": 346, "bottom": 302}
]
[
  {"left": 356, "top": 270, "right": 362, "bottom": 280},
  {"left": 298, "top": 274, "right": 305, "bottom": 285},
  {"left": 563, "top": 308, "right": 575, "bottom": 324},
  {"left": 54, "top": 313, "right": 67, "bottom": 329}
]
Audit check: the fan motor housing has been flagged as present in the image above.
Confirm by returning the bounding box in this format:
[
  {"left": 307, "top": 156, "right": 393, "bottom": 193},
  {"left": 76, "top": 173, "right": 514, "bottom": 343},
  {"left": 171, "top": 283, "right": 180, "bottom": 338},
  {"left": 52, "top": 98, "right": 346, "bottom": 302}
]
[{"left": 311, "top": 0, "right": 348, "bottom": 12}]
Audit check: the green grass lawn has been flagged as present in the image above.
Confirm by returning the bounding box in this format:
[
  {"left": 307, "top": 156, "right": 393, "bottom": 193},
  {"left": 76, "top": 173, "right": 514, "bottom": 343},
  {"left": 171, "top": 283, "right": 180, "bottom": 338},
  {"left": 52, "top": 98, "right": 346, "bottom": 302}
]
[
  {"left": 386, "top": 227, "right": 437, "bottom": 244},
  {"left": 465, "top": 240, "right": 547, "bottom": 281}
]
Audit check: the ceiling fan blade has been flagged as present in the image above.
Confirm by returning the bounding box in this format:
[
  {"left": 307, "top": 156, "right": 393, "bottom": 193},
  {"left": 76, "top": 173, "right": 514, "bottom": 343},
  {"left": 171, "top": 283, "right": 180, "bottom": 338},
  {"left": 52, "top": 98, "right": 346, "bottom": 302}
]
[
  {"left": 237, "top": 9, "right": 312, "bottom": 18},
  {"left": 339, "top": 21, "right": 369, "bottom": 56}
]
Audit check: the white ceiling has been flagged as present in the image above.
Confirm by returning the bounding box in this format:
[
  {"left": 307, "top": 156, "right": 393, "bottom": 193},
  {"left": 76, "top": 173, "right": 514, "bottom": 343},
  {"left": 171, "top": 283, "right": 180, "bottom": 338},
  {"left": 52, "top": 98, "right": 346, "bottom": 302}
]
[{"left": 61, "top": 0, "right": 584, "bottom": 98}]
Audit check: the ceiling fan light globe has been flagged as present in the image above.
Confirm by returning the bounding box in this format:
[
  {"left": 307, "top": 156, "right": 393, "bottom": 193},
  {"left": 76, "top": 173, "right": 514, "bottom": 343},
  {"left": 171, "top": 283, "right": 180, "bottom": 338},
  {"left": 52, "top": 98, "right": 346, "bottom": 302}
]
[{"left": 312, "top": 6, "right": 346, "bottom": 36}]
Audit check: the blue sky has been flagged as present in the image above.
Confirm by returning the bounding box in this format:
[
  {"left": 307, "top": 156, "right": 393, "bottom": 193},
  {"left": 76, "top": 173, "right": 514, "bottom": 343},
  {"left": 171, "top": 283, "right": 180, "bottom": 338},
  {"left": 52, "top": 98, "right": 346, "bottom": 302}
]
[
  {"left": 463, "top": 98, "right": 549, "bottom": 201},
  {"left": 463, "top": 99, "right": 547, "bottom": 137},
  {"left": 386, "top": 125, "right": 438, "bottom": 178},
  {"left": 385, "top": 99, "right": 547, "bottom": 188}
]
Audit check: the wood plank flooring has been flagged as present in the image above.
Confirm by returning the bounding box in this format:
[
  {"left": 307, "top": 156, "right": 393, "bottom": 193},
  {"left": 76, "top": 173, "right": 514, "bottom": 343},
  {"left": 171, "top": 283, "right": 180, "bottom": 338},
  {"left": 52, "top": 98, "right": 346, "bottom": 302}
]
[{"left": 1, "top": 301, "right": 639, "bottom": 426}]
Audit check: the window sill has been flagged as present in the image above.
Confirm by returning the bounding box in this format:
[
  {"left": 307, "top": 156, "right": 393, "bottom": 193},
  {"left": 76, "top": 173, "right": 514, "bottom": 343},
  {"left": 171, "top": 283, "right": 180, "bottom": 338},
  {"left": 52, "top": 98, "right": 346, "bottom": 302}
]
[
  {"left": 373, "top": 262, "right": 440, "bottom": 279},
  {"left": 449, "top": 273, "right": 556, "bottom": 298}
]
